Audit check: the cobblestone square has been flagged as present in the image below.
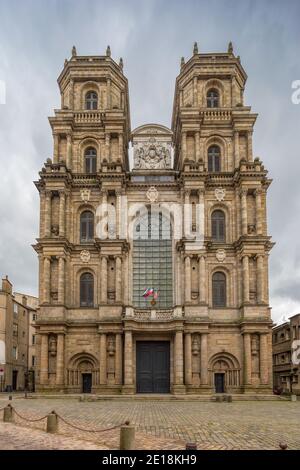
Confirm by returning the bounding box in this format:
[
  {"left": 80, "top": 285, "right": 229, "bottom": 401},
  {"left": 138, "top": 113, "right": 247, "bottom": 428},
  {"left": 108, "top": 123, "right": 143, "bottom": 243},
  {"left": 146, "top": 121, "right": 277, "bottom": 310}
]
[{"left": 0, "top": 397, "right": 299, "bottom": 450}]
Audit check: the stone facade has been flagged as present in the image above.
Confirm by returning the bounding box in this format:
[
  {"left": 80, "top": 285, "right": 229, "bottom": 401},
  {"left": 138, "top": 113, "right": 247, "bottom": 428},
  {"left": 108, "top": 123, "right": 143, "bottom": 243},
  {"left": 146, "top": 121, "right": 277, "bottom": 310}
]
[
  {"left": 33, "top": 43, "right": 274, "bottom": 394},
  {"left": 273, "top": 314, "right": 300, "bottom": 395},
  {"left": 0, "top": 277, "right": 38, "bottom": 391}
]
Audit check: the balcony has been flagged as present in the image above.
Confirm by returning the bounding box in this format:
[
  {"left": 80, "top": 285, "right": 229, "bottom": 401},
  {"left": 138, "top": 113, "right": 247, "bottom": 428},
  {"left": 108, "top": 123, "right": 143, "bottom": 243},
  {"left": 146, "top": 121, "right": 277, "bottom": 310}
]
[
  {"left": 201, "top": 109, "right": 231, "bottom": 122},
  {"left": 125, "top": 307, "right": 183, "bottom": 321},
  {"left": 74, "top": 111, "right": 103, "bottom": 124}
]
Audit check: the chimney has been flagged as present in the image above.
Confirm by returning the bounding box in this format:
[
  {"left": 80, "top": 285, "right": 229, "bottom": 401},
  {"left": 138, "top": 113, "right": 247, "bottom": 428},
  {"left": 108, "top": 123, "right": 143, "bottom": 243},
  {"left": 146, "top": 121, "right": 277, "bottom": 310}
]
[{"left": 2, "top": 276, "right": 12, "bottom": 295}]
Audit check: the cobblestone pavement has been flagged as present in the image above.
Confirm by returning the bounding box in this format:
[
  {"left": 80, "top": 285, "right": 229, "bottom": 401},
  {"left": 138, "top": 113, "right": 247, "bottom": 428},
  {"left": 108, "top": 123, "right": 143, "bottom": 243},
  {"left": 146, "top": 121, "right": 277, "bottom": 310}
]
[{"left": 0, "top": 397, "right": 299, "bottom": 450}]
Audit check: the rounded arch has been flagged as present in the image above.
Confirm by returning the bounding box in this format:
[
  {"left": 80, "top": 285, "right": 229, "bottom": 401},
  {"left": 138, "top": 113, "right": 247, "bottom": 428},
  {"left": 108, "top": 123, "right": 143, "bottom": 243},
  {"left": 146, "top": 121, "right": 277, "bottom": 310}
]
[
  {"left": 67, "top": 352, "right": 99, "bottom": 389},
  {"left": 212, "top": 270, "right": 227, "bottom": 308},
  {"left": 80, "top": 81, "right": 100, "bottom": 110},
  {"left": 80, "top": 210, "right": 94, "bottom": 242},
  {"left": 205, "top": 135, "right": 228, "bottom": 172},
  {"left": 204, "top": 79, "right": 225, "bottom": 107},
  {"left": 78, "top": 137, "right": 100, "bottom": 173},
  {"left": 209, "top": 352, "right": 241, "bottom": 390},
  {"left": 208, "top": 203, "right": 230, "bottom": 243},
  {"left": 79, "top": 271, "right": 95, "bottom": 307}
]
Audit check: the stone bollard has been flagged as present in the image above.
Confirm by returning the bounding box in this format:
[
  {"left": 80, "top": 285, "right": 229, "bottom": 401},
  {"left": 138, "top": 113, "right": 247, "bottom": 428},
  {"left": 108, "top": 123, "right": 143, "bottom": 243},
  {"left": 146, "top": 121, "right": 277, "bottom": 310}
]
[
  {"left": 120, "top": 421, "right": 135, "bottom": 450},
  {"left": 3, "top": 405, "right": 13, "bottom": 423},
  {"left": 279, "top": 442, "right": 288, "bottom": 450},
  {"left": 8, "top": 395, "right": 12, "bottom": 401},
  {"left": 186, "top": 442, "right": 197, "bottom": 450},
  {"left": 47, "top": 411, "right": 58, "bottom": 433},
  {"left": 227, "top": 395, "right": 232, "bottom": 403},
  {"left": 291, "top": 394, "right": 297, "bottom": 402},
  {"left": 216, "top": 395, "right": 223, "bottom": 403}
]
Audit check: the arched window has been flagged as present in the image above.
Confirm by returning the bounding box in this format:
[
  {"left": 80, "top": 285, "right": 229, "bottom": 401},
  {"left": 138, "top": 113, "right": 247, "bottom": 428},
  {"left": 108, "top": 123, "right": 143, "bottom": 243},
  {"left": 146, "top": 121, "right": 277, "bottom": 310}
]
[
  {"left": 80, "top": 273, "right": 94, "bottom": 307},
  {"left": 207, "top": 89, "right": 219, "bottom": 108},
  {"left": 212, "top": 272, "right": 226, "bottom": 307},
  {"left": 80, "top": 211, "right": 94, "bottom": 242},
  {"left": 208, "top": 145, "right": 221, "bottom": 172},
  {"left": 211, "top": 210, "right": 225, "bottom": 242},
  {"left": 133, "top": 208, "right": 173, "bottom": 309},
  {"left": 85, "top": 147, "right": 97, "bottom": 174},
  {"left": 85, "top": 91, "right": 98, "bottom": 110}
]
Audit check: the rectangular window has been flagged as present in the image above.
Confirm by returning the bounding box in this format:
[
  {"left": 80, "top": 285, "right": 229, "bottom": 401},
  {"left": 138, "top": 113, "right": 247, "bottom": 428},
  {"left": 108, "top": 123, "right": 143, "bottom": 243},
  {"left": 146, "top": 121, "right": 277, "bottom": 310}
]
[
  {"left": 32, "top": 355, "right": 36, "bottom": 367},
  {"left": 32, "top": 313, "right": 37, "bottom": 321},
  {"left": 32, "top": 335, "right": 35, "bottom": 345},
  {"left": 13, "top": 323, "right": 18, "bottom": 337},
  {"left": 13, "top": 303, "right": 18, "bottom": 317}
]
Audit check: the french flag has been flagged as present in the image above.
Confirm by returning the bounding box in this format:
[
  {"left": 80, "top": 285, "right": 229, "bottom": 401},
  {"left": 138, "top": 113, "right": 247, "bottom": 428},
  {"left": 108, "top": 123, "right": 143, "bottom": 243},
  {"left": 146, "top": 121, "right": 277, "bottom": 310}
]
[{"left": 142, "top": 288, "right": 154, "bottom": 298}]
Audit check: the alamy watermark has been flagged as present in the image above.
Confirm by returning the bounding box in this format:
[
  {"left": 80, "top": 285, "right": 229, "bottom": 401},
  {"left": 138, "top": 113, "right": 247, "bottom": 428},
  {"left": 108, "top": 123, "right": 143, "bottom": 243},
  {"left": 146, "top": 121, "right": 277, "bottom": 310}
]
[
  {"left": 291, "top": 80, "right": 300, "bottom": 104},
  {"left": 292, "top": 340, "right": 300, "bottom": 365}
]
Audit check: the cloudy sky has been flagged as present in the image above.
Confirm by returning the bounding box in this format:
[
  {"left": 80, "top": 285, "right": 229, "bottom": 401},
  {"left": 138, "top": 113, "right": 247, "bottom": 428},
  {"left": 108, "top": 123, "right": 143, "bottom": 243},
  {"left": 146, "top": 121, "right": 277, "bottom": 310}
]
[{"left": 0, "top": 0, "right": 299, "bottom": 322}]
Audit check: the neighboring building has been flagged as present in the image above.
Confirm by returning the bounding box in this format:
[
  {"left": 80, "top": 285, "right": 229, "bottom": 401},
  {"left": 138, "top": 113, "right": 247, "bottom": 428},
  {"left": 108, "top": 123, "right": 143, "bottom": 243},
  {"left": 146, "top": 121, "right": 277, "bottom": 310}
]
[
  {"left": 273, "top": 314, "right": 300, "bottom": 395},
  {"left": 33, "top": 43, "right": 274, "bottom": 395},
  {"left": 0, "top": 277, "right": 38, "bottom": 392}
]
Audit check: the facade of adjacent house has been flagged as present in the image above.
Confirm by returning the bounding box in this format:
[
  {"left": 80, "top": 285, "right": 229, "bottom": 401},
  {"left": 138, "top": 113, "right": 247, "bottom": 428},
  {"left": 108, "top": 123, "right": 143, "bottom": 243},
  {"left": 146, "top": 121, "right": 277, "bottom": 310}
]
[
  {"left": 0, "top": 277, "right": 38, "bottom": 392},
  {"left": 273, "top": 314, "right": 300, "bottom": 395},
  {"left": 33, "top": 43, "right": 274, "bottom": 395}
]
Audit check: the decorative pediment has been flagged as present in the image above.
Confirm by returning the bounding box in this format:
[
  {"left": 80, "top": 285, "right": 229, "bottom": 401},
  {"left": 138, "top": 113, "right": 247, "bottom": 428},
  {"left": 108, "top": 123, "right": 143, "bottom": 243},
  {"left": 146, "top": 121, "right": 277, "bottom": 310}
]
[{"left": 131, "top": 124, "right": 173, "bottom": 170}]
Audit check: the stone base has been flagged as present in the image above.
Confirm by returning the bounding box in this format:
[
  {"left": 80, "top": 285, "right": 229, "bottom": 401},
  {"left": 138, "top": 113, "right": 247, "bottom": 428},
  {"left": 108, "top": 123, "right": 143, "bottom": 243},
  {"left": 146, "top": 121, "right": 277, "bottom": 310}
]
[
  {"left": 122, "top": 385, "right": 135, "bottom": 395},
  {"left": 172, "top": 384, "right": 186, "bottom": 394},
  {"left": 186, "top": 385, "right": 213, "bottom": 394}
]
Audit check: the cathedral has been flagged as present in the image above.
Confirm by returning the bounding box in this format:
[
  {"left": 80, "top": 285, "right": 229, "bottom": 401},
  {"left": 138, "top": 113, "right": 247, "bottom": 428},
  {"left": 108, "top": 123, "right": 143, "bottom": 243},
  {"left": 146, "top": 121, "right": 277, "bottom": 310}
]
[{"left": 33, "top": 43, "right": 274, "bottom": 395}]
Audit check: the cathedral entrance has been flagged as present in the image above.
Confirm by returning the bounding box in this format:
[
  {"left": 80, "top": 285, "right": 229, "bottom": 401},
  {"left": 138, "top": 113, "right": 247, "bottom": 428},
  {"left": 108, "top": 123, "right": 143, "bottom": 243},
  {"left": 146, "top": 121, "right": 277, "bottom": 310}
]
[
  {"left": 136, "top": 341, "right": 170, "bottom": 393},
  {"left": 82, "top": 373, "right": 92, "bottom": 393},
  {"left": 214, "top": 373, "right": 225, "bottom": 393}
]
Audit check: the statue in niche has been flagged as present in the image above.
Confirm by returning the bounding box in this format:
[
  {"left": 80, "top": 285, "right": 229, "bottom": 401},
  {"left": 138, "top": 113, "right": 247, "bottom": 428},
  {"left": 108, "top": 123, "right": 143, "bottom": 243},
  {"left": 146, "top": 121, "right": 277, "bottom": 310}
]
[
  {"left": 48, "top": 335, "right": 57, "bottom": 374},
  {"left": 134, "top": 138, "right": 171, "bottom": 169}
]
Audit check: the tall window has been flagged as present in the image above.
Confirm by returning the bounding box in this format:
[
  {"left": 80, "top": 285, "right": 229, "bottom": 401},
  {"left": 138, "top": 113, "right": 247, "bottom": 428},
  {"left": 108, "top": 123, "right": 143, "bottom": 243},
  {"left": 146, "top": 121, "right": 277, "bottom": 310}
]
[
  {"left": 80, "top": 211, "right": 94, "bottom": 242},
  {"left": 85, "top": 91, "right": 98, "bottom": 110},
  {"left": 208, "top": 145, "right": 221, "bottom": 172},
  {"left": 133, "top": 208, "right": 173, "bottom": 308},
  {"left": 212, "top": 272, "right": 226, "bottom": 307},
  {"left": 85, "top": 147, "right": 97, "bottom": 174},
  {"left": 211, "top": 210, "right": 225, "bottom": 242},
  {"left": 207, "top": 88, "right": 219, "bottom": 108},
  {"left": 80, "top": 273, "right": 94, "bottom": 307}
]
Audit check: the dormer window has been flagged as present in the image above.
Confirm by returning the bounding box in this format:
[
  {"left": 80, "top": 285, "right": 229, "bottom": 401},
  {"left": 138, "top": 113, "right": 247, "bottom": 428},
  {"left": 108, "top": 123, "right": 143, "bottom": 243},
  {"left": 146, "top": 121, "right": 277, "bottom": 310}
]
[
  {"left": 207, "top": 89, "right": 219, "bottom": 108},
  {"left": 85, "top": 91, "right": 98, "bottom": 110}
]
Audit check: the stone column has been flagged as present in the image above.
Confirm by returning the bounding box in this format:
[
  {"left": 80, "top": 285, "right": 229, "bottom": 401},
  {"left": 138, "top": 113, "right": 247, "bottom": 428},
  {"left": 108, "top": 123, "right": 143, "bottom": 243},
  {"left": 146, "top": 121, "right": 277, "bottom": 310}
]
[
  {"left": 53, "top": 134, "right": 59, "bottom": 163},
  {"left": 115, "top": 190, "right": 122, "bottom": 239},
  {"left": 69, "top": 79, "right": 74, "bottom": 109},
  {"left": 115, "top": 333, "right": 122, "bottom": 385},
  {"left": 243, "top": 333, "right": 252, "bottom": 385},
  {"left": 58, "top": 257, "right": 65, "bottom": 304},
  {"left": 100, "top": 256, "right": 108, "bottom": 303},
  {"left": 242, "top": 255, "right": 250, "bottom": 303},
  {"left": 119, "top": 133, "right": 123, "bottom": 161},
  {"left": 185, "top": 255, "right": 191, "bottom": 303},
  {"left": 43, "top": 256, "right": 51, "bottom": 303},
  {"left": 56, "top": 334, "right": 64, "bottom": 385},
  {"left": 59, "top": 191, "right": 65, "bottom": 237},
  {"left": 198, "top": 255, "right": 206, "bottom": 303},
  {"left": 193, "top": 77, "right": 198, "bottom": 106},
  {"left": 123, "top": 255, "right": 129, "bottom": 305},
  {"left": 174, "top": 331, "right": 184, "bottom": 385},
  {"left": 105, "top": 133, "right": 110, "bottom": 161},
  {"left": 115, "top": 256, "right": 122, "bottom": 302},
  {"left": 247, "top": 130, "right": 253, "bottom": 161},
  {"left": 184, "top": 333, "right": 192, "bottom": 386},
  {"left": 99, "top": 333, "right": 107, "bottom": 385},
  {"left": 198, "top": 188, "right": 205, "bottom": 237},
  {"left": 182, "top": 131, "right": 187, "bottom": 161},
  {"left": 255, "top": 188, "right": 262, "bottom": 235},
  {"left": 106, "top": 78, "right": 111, "bottom": 109},
  {"left": 256, "top": 255, "right": 264, "bottom": 303},
  {"left": 44, "top": 191, "right": 52, "bottom": 237},
  {"left": 66, "top": 134, "right": 72, "bottom": 168},
  {"left": 176, "top": 253, "right": 182, "bottom": 305},
  {"left": 184, "top": 189, "right": 191, "bottom": 238},
  {"left": 40, "top": 334, "right": 49, "bottom": 384},
  {"left": 39, "top": 191, "right": 45, "bottom": 238},
  {"left": 200, "top": 333, "right": 208, "bottom": 385},
  {"left": 240, "top": 188, "right": 248, "bottom": 236},
  {"left": 195, "top": 131, "right": 200, "bottom": 161},
  {"left": 234, "top": 131, "right": 240, "bottom": 168},
  {"left": 260, "top": 333, "right": 268, "bottom": 385},
  {"left": 124, "top": 331, "right": 133, "bottom": 386}
]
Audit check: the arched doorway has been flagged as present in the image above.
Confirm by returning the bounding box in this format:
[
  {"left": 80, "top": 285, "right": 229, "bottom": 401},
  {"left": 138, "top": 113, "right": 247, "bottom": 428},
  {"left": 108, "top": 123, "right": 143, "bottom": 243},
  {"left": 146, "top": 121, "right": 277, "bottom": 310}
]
[
  {"left": 209, "top": 353, "right": 241, "bottom": 393},
  {"left": 67, "top": 353, "right": 99, "bottom": 393}
]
